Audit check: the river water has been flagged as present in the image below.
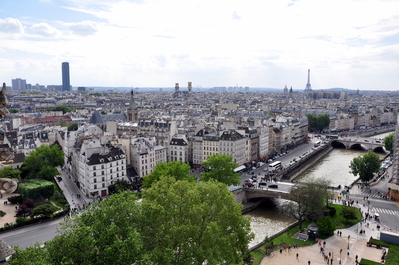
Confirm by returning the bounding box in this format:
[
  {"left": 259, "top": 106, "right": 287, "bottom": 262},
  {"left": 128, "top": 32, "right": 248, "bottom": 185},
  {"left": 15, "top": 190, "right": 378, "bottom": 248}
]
[{"left": 245, "top": 132, "right": 393, "bottom": 248}]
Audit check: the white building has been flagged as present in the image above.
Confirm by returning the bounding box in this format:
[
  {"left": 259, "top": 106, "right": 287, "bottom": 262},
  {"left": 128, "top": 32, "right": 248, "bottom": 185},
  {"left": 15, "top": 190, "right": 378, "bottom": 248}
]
[{"left": 170, "top": 134, "right": 189, "bottom": 163}]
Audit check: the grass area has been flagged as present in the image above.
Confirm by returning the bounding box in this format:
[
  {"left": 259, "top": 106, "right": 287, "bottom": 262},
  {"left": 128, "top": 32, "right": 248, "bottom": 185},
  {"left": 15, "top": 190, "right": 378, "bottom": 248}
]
[
  {"left": 330, "top": 204, "right": 362, "bottom": 228},
  {"left": 249, "top": 220, "right": 317, "bottom": 265},
  {"left": 358, "top": 238, "right": 399, "bottom": 265}
]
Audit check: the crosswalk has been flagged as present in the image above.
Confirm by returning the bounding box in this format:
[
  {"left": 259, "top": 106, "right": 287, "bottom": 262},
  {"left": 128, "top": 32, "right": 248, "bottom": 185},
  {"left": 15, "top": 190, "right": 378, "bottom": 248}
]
[
  {"left": 369, "top": 207, "right": 399, "bottom": 216},
  {"left": 361, "top": 192, "right": 388, "bottom": 200}
]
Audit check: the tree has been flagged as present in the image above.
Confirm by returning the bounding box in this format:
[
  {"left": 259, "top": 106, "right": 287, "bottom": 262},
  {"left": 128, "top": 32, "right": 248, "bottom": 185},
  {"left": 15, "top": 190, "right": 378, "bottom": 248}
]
[
  {"left": 0, "top": 166, "right": 21, "bottom": 181},
  {"left": 67, "top": 123, "right": 79, "bottom": 131},
  {"left": 31, "top": 203, "right": 58, "bottom": 218},
  {"left": 349, "top": 151, "right": 381, "bottom": 184},
  {"left": 281, "top": 179, "right": 331, "bottom": 229},
  {"left": 142, "top": 161, "right": 193, "bottom": 188},
  {"left": 384, "top": 132, "right": 394, "bottom": 152},
  {"left": 200, "top": 154, "right": 240, "bottom": 185},
  {"left": 306, "top": 114, "right": 330, "bottom": 132},
  {"left": 141, "top": 177, "right": 253, "bottom": 265},
  {"left": 52, "top": 105, "right": 72, "bottom": 114},
  {"left": 340, "top": 206, "right": 357, "bottom": 223},
  {"left": 316, "top": 216, "right": 336, "bottom": 237},
  {"left": 46, "top": 191, "right": 145, "bottom": 265},
  {"left": 21, "top": 145, "right": 64, "bottom": 180},
  {"left": 8, "top": 244, "right": 50, "bottom": 265}
]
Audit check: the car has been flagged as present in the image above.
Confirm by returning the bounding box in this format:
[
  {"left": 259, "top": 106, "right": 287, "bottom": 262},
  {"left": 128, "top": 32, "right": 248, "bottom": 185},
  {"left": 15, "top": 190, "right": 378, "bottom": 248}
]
[
  {"left": 259, "top": 181, "right": 267, "bottom": 186},
  {"left": 268, "top": 184, "right": 278, "bottom": 188},
  {"left": 251, "top": 175, "right": 257, "bottom": 180},
  {"left": 364, "top": 140, "right": 369, "bottom": 142},
  {"left": 376, "top": 140, "right": 381, "bottom": 143},
  {"left": 263, "top": 167, "right": 268, "bottom": 172}
]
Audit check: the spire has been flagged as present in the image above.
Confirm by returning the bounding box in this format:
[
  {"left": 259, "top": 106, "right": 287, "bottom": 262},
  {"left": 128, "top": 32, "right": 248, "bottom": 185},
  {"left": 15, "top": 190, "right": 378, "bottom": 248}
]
[
  {"left": 304, "top": 69, "right": 312, "bottom": 92},
  {"left": 128, "top": 89, "right": 137, "bottom": 110}
]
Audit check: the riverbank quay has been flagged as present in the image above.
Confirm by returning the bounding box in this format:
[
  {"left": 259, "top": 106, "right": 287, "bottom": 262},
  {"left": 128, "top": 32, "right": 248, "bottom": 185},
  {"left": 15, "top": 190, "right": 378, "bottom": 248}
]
[{"left": 280, "top": 144, "right": 333, "bottom": 182}]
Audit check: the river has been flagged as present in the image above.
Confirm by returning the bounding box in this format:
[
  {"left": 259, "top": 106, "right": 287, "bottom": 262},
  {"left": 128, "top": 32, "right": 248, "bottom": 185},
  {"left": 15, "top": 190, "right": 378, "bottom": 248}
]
[{"left": 245, "top": 132, "right": 393, "bottom": 248}]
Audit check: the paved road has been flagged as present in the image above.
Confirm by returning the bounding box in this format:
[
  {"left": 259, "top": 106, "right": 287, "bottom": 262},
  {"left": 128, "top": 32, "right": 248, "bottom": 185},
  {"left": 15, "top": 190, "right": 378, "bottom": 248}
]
[{"left": 0, "top": 218, "right": 62, "bottom": 249}]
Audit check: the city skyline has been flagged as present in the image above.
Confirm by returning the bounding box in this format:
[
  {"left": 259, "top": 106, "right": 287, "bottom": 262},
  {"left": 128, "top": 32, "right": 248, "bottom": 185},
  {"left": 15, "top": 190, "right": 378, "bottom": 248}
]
[{"left": 1, "top": 0, "right": 399, "bottom": 90}]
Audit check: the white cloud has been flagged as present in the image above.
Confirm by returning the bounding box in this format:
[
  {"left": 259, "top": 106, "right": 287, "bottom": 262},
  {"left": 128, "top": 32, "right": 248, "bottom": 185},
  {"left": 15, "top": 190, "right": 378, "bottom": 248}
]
[
  {"left": 31, "top": 22, "right": 60, "bottom": 37},
  {"left": 69, "top": 21, "right": 98, "bottom": 36},
  {"left": 0, "top": 18, "right": 24, "bottom": 34}
]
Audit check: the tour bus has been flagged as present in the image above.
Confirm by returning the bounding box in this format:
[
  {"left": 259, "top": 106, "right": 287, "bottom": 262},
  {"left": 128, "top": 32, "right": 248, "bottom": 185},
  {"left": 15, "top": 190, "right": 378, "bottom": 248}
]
[
  {"left": 314, "top": 140, "right": 321, "bottom": 147},
  {"left": 268, "top": 161, "right": 282, "bottom": 172}
]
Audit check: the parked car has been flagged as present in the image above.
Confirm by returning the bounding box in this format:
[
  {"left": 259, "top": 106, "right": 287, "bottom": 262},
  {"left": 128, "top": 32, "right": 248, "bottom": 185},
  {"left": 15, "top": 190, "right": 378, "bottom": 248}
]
[
  {"left": 268, "top": 184, "right": 278, "bottom": 189},
  {"left": 259, "top": 181, "right": 267, "bottom": 186}
]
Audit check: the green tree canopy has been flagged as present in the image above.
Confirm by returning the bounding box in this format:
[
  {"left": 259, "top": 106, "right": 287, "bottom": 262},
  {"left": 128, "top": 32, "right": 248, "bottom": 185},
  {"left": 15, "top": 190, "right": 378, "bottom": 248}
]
[
  {"left": 67, "top": 123, "right": 79, "bottom": 131},
  {"left": 141, "top": 177, "right": 253, "bottom": 265},
  {"left": 0, "top": 166, "right": 21, "bottom": 181},
  {"left": 383, "top": 132, "right": 394, "bottom": 152},
  {"left": 8, "top": 244, "right": 50, "bottom": 265},
  {"left": 46, "top": 191, "right": 144, "bottom": 265},
  {"left": 142, "top": 161, "right": 193, "bottom": 188},
  {"left": 31, "top": 203, "right": 58, "bottom": 218},
  {"left": 306, "top": 113, "right": 330, "bottom": 132},
  {"left": 52, "top": 105, "right": 72, "bottom": 114},
  {"left": 21, "top": 145, "right": 64, "bottom": 180},
  {"left": 349, "top": 151, "right": 381, "bottom": 184},
  {"left": 281, "top": 179, "right": 331, "bottom": 229},
  {"left": 316, "top": 216, "right": 336, "bottom": 237},
  {"left": 200, "top": 154, "right": 240, "bottom": 185}
]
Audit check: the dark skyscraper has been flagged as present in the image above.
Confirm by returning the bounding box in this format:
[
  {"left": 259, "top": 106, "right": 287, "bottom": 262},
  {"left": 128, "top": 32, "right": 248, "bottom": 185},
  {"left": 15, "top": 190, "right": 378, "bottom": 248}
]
[{"left": 62, "top": 62, "right": 70, "bottom": 91}]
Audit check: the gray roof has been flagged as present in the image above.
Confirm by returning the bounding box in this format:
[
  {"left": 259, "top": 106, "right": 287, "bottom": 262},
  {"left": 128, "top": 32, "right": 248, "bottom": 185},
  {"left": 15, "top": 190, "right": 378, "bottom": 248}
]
[{"left": 89, "top": 111, "right": 105, "bottom": 125}]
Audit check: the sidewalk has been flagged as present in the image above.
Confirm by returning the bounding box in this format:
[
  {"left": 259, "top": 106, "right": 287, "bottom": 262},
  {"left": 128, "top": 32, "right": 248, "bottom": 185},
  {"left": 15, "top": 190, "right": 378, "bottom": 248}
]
[{"left": 56, "top": 168, "right": 91, "bottom": 211}]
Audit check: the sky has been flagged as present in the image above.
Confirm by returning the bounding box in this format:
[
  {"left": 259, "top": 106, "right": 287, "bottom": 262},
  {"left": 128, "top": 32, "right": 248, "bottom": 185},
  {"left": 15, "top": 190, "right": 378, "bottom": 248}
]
[{"left": 1, "top": 0, "right": 399, "bottom": 90}]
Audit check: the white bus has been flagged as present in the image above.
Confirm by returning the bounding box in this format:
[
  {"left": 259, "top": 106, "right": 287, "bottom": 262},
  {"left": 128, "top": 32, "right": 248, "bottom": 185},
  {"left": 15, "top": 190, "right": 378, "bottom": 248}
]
[{"left": 268, "top": 161, "right": 282, "bottom": 172}]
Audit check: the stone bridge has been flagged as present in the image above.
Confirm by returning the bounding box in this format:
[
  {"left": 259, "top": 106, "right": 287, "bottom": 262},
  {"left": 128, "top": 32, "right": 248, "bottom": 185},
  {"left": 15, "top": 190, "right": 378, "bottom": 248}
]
[
  {"left": 231, "top": 186, "right": 291, "bottom": 203},
  {"left": 331, "top": 139, "right": 385, "bottom": 152}
]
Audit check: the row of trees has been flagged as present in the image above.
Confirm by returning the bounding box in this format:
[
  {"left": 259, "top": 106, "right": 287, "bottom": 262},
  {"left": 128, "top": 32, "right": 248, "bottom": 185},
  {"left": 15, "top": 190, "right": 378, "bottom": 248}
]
[{"left": 143, "top": 154, "right": 240, "bottom": 188}]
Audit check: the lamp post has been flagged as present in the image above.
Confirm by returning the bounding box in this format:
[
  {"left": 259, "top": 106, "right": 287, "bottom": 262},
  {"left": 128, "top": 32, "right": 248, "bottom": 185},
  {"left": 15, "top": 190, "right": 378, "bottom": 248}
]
[{"left": 347, "top": 235, "right": 350, "bottom": 249}]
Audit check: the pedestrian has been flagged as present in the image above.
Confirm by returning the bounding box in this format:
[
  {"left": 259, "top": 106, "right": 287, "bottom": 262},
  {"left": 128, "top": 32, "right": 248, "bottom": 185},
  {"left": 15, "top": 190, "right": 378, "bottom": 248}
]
[
  {"left": 280, "top": 248, "right": 283, "bottom": 254},
  {"left": 355, "top": 255, "right": 358, "bottom": 261},
  {"left": 323, "top": 241, "right": 326, "bottom": 247},
  {"left": 296, "top": 253, "right": 299, "bottom": 259},
  {"left": 308, "top": 261, "right": 311, "bottom": 265}
]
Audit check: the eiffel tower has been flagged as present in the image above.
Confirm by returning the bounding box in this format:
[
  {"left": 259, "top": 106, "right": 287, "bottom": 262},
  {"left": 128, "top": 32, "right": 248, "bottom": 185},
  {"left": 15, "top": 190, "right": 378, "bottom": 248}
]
[{"left": 304, "top": 69, "right": 312, "bottom": 92}]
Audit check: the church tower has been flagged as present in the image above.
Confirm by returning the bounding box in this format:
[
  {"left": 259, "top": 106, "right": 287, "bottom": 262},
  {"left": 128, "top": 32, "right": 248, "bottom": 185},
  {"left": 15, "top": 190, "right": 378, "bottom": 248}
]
[{"left": 127, "top": 89, "right": 138, "bottom": 122}]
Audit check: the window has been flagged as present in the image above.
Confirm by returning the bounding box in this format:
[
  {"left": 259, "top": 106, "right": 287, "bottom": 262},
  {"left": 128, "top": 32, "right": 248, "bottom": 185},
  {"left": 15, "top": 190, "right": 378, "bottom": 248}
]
[
  {"left": 102, "top": 177, "right": 105, "bottom": 181},
  {"left": 94, "top": 178, "right": 97, "bottom": 183},
  {"left": 93, "top": 172, "right": 96, "bottom": 177},
  {"left": 102, "top": 165, "right": 104, "bottom": 169},
  {"left": 110, "top": 169, "right": 112, "bottom": 173},
  {"left": 102, "top": 171, "right": 104, "bottom": 175},
  {"left": 102, "top": 183, "right": 105, "bottom": 188},
  {"left": 93, "top": 166, "right": 96, "bottom": 170}
]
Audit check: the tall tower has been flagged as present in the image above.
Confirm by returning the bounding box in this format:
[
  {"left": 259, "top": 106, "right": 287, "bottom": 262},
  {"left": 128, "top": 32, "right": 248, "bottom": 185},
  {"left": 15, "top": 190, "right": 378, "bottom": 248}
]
[
  {"left": 127, "top": 89, "right": 138, "bottom": 122},
  {"left": 62, "top": 62, "right": 70, "bottom": 91},
  {"left": 188, "top": 82, "right": 192, "bottom": 93},
  {"left": 304, "top": 69, "right": 312, "bottom": 92},
  {"left": 175, "top": 83, "right": 179, "bottom": 92}
]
